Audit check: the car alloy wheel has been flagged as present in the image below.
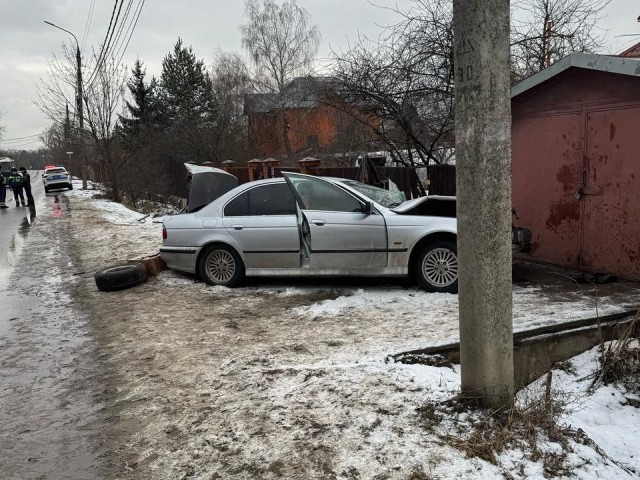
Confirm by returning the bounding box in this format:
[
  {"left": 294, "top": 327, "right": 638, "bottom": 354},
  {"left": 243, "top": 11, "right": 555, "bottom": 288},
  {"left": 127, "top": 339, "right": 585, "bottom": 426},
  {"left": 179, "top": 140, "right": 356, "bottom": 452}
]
[
  {"left": 199, "top": 245, "right": 245, "bottom": 287},
  {"left": 416, "top": 240, "right": 458, "bottom": 293},
  {"left": 423, "top": 248, "right": 458, "bottom": 287}
]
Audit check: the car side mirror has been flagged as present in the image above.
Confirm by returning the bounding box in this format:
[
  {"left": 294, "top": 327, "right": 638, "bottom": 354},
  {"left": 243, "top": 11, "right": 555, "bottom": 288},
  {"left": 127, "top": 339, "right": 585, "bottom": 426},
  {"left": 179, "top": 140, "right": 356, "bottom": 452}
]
[{"left": 363, "top": 201, "right": 373, "bottom": 215}]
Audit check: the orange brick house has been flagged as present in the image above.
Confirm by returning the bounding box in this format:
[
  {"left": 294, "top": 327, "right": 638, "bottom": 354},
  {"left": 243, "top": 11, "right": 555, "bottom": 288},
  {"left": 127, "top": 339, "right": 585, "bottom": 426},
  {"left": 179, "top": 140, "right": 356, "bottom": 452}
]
[{"left": 244, "top": 77, "right": 381, "bottom": 158}]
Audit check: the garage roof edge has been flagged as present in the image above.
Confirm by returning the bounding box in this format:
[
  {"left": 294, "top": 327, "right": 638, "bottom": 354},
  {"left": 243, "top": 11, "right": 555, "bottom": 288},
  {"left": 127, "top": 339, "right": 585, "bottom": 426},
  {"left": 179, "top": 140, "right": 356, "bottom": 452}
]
[{"left": 511, "top": 53, "right": 640, "bottom": 98}]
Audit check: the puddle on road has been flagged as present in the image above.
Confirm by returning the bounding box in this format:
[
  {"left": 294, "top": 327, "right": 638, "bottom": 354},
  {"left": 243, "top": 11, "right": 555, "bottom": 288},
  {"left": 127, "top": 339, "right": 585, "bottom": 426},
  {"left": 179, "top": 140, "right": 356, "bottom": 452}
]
[
  {"left": 1, "top": 193, "right": 70, "bottom": 268},
  {"left": 1, "top": 207, "right": 37, "bottom": 268},
  {"left": 0, "top": 193, "right": 105, "bottom": 478}
]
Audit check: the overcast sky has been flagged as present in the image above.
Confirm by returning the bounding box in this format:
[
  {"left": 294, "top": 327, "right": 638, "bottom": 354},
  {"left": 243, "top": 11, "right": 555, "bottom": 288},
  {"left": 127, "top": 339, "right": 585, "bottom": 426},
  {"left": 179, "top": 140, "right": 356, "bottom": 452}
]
[{"left": 0, "top": 0, "right": 638, "bottom": 150}]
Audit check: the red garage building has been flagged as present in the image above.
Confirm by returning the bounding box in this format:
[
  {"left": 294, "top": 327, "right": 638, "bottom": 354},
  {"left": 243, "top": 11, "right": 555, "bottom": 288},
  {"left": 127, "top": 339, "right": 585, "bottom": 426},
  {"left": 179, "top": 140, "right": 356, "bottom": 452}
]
[{"left": 512, "top": 53, "right": 640, "bottom": 280}]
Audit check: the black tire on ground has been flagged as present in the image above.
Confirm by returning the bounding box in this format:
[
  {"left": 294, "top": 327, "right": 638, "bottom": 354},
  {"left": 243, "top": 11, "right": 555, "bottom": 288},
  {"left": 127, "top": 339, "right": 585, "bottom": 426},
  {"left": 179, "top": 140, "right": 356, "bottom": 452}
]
[
  {"left": 94, "top": 262, "right": 148, "bottom": 292},
  {"left": 198, "top": 244, "right": 245, "bottom": 287},
  {"left": 415, "top": 240, "right": 459, "bottom": 293},
  {"left": 68, "top": 184, "right": 73, "bottom": 190}
]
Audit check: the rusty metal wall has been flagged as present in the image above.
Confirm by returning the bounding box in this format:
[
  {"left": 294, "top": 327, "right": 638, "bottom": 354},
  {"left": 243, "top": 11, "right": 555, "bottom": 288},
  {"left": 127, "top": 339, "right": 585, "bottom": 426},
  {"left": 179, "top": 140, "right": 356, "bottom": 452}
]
[
  {"left": 512, "top": 113, "right": 584, "bottom": 267},
  {"left": 512, "top": 70, "right": 640, "bottom": 280},
  {"left": 582, "top": 106, "right": 640, "bottom": 278}
]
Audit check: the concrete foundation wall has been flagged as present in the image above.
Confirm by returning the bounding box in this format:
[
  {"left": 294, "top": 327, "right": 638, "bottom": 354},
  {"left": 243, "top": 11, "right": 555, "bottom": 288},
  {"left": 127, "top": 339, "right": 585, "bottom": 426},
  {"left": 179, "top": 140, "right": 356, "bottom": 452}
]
[{"left": 392, "top": 312, "right": 638, "bottom": 388}]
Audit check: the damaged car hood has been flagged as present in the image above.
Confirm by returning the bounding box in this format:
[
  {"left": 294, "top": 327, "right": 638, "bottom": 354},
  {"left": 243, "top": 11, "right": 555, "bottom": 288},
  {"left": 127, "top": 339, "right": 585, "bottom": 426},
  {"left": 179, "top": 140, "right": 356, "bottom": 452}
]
[{"left": 391, "top": 195, "right": 456, "bottom": 217}]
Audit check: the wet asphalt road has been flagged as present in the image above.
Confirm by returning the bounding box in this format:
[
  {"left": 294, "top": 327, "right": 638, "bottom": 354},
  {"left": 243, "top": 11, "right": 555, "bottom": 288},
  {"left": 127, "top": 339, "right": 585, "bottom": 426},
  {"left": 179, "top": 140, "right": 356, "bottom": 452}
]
[
  {"left": 0, "top": 173, "right": 42, "bottom": 268},
  {"left": 0, "top": 176, "right": 106, "bottom": 479}
]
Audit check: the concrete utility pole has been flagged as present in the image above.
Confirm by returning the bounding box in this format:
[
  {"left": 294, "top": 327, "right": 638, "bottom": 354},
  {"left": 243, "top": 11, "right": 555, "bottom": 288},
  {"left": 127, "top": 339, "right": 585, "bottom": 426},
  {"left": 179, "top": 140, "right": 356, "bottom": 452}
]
[
  {"left": 45, "top": 20, "right": 87, "bottom": 189},
  {"left": 44, "top": 21, "right": 83, "bottom": 129},
  {"left": 453, "top": 0, "right": 514, "bottom": 407}
]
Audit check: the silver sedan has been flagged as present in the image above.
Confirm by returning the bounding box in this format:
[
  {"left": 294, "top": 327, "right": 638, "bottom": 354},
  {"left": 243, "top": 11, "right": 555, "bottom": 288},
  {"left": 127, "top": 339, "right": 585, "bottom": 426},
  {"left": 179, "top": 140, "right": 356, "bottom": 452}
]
[{"left": 161, "top": 172, "right": 458, "bottom": 292}]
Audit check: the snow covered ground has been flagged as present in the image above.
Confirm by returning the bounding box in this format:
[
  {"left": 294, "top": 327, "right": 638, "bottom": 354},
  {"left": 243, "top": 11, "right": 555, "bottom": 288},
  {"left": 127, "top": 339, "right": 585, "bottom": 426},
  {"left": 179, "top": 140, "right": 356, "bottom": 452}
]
[{"left": 60, "top": 185, "right": 640, "bottom": 479}]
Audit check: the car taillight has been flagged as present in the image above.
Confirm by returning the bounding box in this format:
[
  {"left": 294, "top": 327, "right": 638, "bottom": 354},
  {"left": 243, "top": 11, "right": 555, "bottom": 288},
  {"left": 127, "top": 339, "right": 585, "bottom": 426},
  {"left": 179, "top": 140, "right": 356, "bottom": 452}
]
[{"left": 162, "top": 226, "right": 167, "bottom": 240}]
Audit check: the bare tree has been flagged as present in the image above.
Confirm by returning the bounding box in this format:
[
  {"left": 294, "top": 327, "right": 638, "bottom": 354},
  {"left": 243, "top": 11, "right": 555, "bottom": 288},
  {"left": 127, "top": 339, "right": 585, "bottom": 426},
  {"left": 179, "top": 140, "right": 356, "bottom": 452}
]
[
  {"left": 40, "top": 124, "right": 67, "bottom": 160},
  {"left": 208, "top": 52, "right": 252, "bottom": 162},
  {"left": 82, "top": 53, "right": 127, "bottom": 200},
  {"left": 36, "top": 45, "right": 127, "bottom": 200},
  {"left": 36, "top": 45, "right": 84, "bottom": 133},
  {"left": 332, "top": 0, "right": 610, "bottom": 164},
  {"left": 331, "top": 0, "right": 455, "bottom": 166},
  {"left": 36, "top": 44, "right": 90, "bottom": 179},
  {"left": 511, "top": 0, "right": 610, "bottom": 81},
  {"left": 241, "top": 0, "right": 321, "bottom": 157}
]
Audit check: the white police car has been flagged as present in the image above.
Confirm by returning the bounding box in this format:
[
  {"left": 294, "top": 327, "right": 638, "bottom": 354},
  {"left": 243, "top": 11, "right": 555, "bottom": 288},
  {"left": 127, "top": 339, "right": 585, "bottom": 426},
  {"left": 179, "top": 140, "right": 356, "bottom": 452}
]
[{"left": 42, "top": 166, "right": 73, "bottom": 192}]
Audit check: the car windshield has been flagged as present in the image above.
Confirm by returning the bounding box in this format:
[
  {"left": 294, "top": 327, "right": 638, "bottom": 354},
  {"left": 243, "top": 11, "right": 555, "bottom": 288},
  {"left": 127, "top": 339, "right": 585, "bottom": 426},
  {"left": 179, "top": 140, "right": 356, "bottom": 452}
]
[
  {"left": 46, "top": 168, "right": 66, "bottom": 174},
  {"left": 338, "top": 180, "right": 407, "bottom": 208}
]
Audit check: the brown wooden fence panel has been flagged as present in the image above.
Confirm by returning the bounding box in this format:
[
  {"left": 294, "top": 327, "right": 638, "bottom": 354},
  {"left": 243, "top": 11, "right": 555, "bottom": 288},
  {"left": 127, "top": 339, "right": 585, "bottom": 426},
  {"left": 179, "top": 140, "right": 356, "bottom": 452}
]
[
  {"left": 428, "top": 164, "right": 456, "bottom": 196},
  {"left": 314, "top": 167, "right": 359, "bottom": 180},
  {"left": 226, "top": 167, "right": 250, "bottom": 184}
]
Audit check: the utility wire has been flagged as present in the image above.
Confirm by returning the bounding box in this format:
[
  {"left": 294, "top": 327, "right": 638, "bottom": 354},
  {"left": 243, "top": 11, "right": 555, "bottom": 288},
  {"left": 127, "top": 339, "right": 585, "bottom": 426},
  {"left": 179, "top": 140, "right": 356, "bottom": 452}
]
[
  {"left": 0, "top": 139, "right": 43, "bottom": 149},
  {"left": 85, "top": 0, "right": 122, "bottom": 88},
  {"left": 114, "top": 0, "right": 146, "bottom": 68},
  {"left": 86, "top": 0, "right": 129, "bottom": 92},
  {"left": 110, "top": 0, "right": 135, "bottom": 57},
  {"left": 0, "top": 133, "right": 42, "bottom": 141},
  {"left": 101, "top": 0, "right": 126, "bottom": 64},
  {"left": 81, "top": 0, "right": 96, "bottom": 54}
]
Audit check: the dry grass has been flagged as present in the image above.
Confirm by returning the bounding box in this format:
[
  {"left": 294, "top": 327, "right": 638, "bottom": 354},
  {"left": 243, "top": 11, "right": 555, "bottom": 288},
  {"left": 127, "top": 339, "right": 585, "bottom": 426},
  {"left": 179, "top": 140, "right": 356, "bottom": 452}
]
[
  {"left": 425, "top": 311, "right": 640, "bottom": 477},
  {"left": 426, "top": 378, "right": 578, "bottom": 476},
  {"left": 591, "top": 313, "right": 640, "bottom": 395}
]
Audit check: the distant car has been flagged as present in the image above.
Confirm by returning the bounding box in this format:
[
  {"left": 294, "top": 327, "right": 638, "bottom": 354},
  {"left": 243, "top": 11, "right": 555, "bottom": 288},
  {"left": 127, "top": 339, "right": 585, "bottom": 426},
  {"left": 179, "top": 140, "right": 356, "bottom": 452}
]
[
  {"left": 161, "top": 172, "right": 460, "bottom": 292},
  {"left": 42, "top": 167, "right": 72, "bottom": 192}
]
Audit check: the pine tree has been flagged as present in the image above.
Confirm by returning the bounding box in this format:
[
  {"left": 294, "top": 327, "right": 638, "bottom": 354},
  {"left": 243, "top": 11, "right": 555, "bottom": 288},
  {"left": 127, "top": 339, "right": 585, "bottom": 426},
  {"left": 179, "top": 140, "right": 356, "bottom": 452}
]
[
  {"left": 159, "top": 38, "right": 214, "bottom": 123},
  {"left": 118, "top": 59, "right": 159, "bottom": 150}
]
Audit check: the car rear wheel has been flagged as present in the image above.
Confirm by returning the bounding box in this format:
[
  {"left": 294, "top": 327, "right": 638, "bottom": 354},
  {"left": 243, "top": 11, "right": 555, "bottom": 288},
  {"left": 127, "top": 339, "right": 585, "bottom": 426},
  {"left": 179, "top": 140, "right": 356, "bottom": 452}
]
[
  {"left": 415, "top": 240, "right": 458, "bottom": 293},
  {"left": 199, "top": 245, "right": 244, "bottom": 287}
]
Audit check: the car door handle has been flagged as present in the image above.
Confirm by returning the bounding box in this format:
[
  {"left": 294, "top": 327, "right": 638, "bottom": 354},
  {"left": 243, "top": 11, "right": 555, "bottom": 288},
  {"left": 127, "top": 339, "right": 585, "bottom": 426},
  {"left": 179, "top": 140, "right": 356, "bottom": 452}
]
[
  {"left": 310, "top": 219, "right": 326, "bottom": 226},
  {"left": 230, "top": 224, "right": 244, "bottom": 230}
]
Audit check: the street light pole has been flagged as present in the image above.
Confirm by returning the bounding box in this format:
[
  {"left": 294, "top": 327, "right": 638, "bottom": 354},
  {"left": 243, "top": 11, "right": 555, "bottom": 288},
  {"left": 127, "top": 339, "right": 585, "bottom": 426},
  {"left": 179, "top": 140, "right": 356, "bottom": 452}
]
[
  {"left": 45, "top": 20, "right": 87, "bottom": 189},
  {"left": 44, "top": 21, "right": 83, "bottom": 129}
]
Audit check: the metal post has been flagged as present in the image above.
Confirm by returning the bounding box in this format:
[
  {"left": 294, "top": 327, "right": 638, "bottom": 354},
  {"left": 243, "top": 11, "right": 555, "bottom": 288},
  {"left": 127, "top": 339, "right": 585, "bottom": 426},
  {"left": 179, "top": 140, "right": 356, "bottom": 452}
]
[
  {"left": 453, "top": 0, "right": 514, "bottom": 407},
  {"left": 45, "top": 20, "right": 86, "bottom": 189},
  {"left": 75, "top": 45, "right": 83, "bottom": 129}
]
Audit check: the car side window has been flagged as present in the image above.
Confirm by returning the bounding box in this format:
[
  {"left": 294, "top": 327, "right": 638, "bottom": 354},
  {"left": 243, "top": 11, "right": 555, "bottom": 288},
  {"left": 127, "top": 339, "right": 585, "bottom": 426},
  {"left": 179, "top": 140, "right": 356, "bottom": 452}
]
[
  {"left": 249, "top": 183, "right": 296, "bottom": 215},
  {"left": 293, "top": 177, "right": 363, "bottom": 212},
  {"left": 224, "top": 191, "right": 250, "bottom": 216},
  {"left": 224, "top": 183, "right": 296, "bottom": 217}
]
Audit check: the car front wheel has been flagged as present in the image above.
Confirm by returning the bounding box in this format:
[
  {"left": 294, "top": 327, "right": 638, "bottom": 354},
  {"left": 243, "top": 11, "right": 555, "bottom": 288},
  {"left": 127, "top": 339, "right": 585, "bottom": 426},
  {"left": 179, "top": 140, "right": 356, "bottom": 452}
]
[
  {"left": 415, "top": 240, "right": 458, "bottom": 293},
  {"left": 199, "top": 245, "right": 245, "bottom": 287}
]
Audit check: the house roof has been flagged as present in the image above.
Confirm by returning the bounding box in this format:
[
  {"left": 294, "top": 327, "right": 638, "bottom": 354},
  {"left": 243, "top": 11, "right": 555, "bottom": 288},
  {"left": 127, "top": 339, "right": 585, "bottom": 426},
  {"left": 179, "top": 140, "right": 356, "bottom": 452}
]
[
  {"left": 511, "top": 53, "right": 640, "bottom": 98},
  {"left": 619, "top": 41, "right": 640, "bottom": 58},
  {"left": 245, "top": 76, "right": 341, "bottom": 113}
]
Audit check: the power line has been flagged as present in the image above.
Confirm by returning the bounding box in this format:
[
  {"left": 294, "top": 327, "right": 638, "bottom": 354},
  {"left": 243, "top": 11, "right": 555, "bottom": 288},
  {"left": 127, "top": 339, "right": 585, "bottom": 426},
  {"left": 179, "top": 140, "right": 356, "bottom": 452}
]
[
  {"left": 102, "top": 0, "right": 126, "bottom": 65},
  {"left": 0, "top": 139, "right": 43, "bottom": 149},
  {"left": 85, "top": 0, "right": 122, "bottom": 88},
  {"left": 86, "top": 0, "right": 145, "bottom": 92},
  {"left": 111, "top": 0, "right": 135, "bottom": 57},
  {"left": 81, "top": 0, "right": 96, "bottom": 54},
  {"left": 115, "top": 0, "right": 146, "bottom": 68},
  {"left": 0, "top": 133, "right": 42, "bottom": 141}
]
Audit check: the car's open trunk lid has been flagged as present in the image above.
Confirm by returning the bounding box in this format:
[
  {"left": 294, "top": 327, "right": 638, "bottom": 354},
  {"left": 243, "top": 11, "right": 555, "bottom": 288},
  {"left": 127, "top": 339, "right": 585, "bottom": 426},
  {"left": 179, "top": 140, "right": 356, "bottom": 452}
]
[
  {"left": 391, "top": 195, "right": 456, "bottom": 217},
  {"left": 186, "top": 163, "right": 238, "bottom": 213}
]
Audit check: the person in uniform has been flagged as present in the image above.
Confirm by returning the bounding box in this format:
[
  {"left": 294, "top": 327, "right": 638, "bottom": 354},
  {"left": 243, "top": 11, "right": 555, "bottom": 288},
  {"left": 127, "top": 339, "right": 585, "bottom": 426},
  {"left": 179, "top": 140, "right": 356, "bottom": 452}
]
[
  {"left": 7, "top": 167, "right": 26, "bottom": 206},
  {"left": 19, "top": 167, "right": 34, "bottom": 206},
  {"left": 0, "top": 166, "right": 7, "bottom": 209}
]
